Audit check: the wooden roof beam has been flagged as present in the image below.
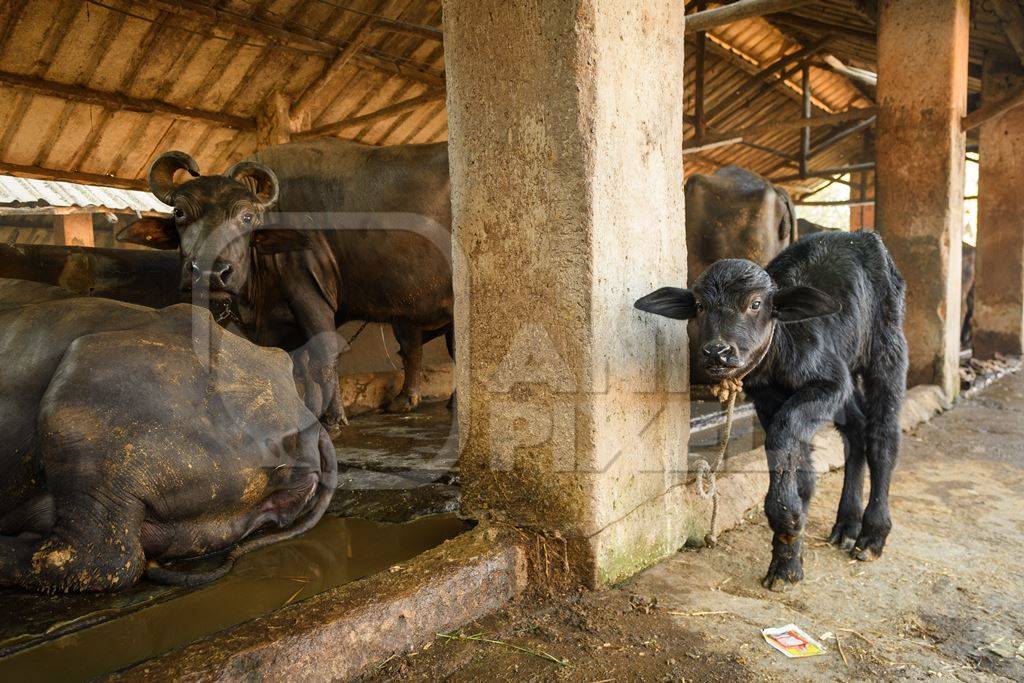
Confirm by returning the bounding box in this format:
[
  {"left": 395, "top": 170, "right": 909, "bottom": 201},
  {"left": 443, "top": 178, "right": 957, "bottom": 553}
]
[
  {"left": 295, "top": 88, "right": 446, "bottom": 141},
  {"left": 139, "top": 0, "right": 445, "bottom": 86},
  {"left": 684, "top": 106, "right": 877, "bottom": 150},
  {"left": 991, "top": 0, "right": 1024, "bottom": 65},
  {"left": 0, "top": 70, "right": 256, "bottom": 131},
  {"left": 685, "top": 0, "right": 818, "bottom": 33},
  {"left": 0, "top": 160, "right": 147, "bottom": 191},
  {"left": 291, "top": 13, "right": 379, "bottom": 122},
  {"left": 962, "top": 82, "right": 1024, "bottom": 131}
]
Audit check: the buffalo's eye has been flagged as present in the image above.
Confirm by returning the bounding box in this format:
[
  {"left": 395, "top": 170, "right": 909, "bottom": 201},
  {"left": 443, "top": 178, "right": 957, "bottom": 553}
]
[
  {"left": 173, "top": 207, "right": 185, "bottom": 221},
  {"left": 750, "top": 300, "right": 762, "bottom": 311},
  {"left": 696, "top": 302, "right": 705, "bottom": 314},
  {"left": 240, "top": 213, "right": 254, "bottom": 226}
]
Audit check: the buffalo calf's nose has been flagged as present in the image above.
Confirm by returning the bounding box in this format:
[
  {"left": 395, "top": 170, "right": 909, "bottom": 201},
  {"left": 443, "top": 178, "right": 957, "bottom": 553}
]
[{"left": 702, "top": 341, "right": 731, "bottom": 360}]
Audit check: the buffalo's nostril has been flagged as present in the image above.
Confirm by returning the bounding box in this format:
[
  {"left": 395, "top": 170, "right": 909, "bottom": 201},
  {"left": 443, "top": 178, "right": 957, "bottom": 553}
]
[
  {"left": 218, "top": 263, "right": 233, "bottom": 284},
  {"left": 702, "top": 342, "right": 731, "bottom": 360}
]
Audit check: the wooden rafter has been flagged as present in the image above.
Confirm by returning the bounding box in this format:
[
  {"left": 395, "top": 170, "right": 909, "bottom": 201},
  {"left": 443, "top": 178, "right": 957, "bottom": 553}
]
[
  {"left": 962, "top": 83, "right": 1024, "bottom": 131},
  {"left": 684, "top": 107, "right": 877, "bottom": 149},
  {"left": 991, "top": 0, "right": 1024, "bottom": 65},
  {"left": 295, "top": 89, "right": 446, "bottom": 141},
  {"left": 0, "top": 160, "right": 147, "bottom": 191},
  {"left": 0, "top": 70, "right": 257, "bottom": 131},
  {"left": 138, "top": 0, "right": 444, "bottom": 87},
  {"left": 685, "top": 0, "right": 818, "bottom": 34}
]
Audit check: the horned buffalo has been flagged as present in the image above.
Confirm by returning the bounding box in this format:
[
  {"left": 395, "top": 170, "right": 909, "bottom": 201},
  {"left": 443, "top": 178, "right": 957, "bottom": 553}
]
[
  {"left": 118, "top": 140, "right": 453, "bottom": 433},
  {"left": 685, "top": 165, "right": 797, "bottom": 282},
  {"left": 637, "top": 231, "right": 908, "bottom": 590},
  {"left": 0, "top": 279, "right": 336, "bottom": 593}
]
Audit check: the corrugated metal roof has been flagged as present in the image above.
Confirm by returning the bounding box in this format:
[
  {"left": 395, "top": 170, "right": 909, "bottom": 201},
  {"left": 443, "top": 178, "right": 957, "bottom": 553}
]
[{"left": 0, "top": 173, "right": 170, "bottom": 212}]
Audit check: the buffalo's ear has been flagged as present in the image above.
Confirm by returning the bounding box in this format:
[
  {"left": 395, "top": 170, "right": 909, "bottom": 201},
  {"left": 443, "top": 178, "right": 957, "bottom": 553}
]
[
  {"left": 253, "top": 228, "right": 312, "bottom": 254},
  {"left": 634, "top": 287, "right": 697, "bottom": 320},
  {"left": 116, "top": 217, "right": 179, "bottom": 249},
  {"left": 772, "top": 286, "right": 840, "bottom": 323}
]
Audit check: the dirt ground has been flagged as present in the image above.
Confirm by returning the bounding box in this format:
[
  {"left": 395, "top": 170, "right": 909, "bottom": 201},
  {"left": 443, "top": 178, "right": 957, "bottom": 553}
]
[{"left": 368, "top": 370, "right": 1024, "bottom": 682}]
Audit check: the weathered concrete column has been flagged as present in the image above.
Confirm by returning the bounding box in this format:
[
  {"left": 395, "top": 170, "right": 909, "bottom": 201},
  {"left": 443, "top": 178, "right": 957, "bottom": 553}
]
[
  {"left": 974, "top": 57, "right": 1024, "bottom": 359},
  {"left": 875, "top": 0, "right": 968, "bottom": 397},
  {"left": 444, "top": 0, "right": 689, "bottom": 586},
  {"left": 53, "top": 212, "right": 94, "bottom": 246}
]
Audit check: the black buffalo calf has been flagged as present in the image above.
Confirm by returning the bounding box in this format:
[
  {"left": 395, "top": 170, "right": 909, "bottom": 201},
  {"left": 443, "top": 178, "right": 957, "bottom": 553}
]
[{"left": 636, "top": 231, "right": 908, "bottom": 590}]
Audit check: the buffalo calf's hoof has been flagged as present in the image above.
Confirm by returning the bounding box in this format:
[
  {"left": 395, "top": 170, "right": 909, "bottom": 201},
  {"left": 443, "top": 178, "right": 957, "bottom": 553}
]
[
  {"left": 321, "top": 411, "right": 347, "bottom": 437},
  {"left": 386, "top": 392, "right": 421, "bottom": 414},
  {"left": 827, "top": 521, "right": 861, "bottom": 552},
  {"left": 851, "top": 537, "right": 886, "bottom": 562}
]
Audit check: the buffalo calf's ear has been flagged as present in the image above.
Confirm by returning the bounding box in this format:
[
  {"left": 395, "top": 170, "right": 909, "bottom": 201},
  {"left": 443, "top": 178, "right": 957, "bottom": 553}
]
[
  {"left": 772, "top": 285, "right": 840, "bottom": 323},
  {"left": 634, "top": 287, "right": 698, "bottom": 320},
  {"left": 116, "top": 217, "right": 179, "bottom": 249},
  {"left": 253, "top": 228, "right": 312, "bottom": 254}
]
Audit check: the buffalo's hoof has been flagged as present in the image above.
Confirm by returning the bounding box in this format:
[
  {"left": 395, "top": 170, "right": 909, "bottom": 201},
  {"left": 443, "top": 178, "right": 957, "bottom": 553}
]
[
  {"left": 386, "top": 392, "right": 421, "bottom": 413},
  {"left": 827, "top": 521, "right": 861, "bottom": 552},
  {"left": 851, "top": 536, "right": 887, "bottom": 562},
  {"left": 321, "top": 411, "right": 348, "bottom": 437},
  {"left": 761, "top": 550, "right": 803, "bottom": 592}
]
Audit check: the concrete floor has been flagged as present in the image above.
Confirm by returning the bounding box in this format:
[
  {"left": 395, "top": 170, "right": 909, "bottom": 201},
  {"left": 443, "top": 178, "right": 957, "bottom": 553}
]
[{"left": 372, "top": 369, "right": 1024, "bottom": 682}]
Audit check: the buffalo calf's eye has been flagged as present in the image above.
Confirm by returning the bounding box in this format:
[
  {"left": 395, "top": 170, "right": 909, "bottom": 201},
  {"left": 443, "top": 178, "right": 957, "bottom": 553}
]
[
  {"left": 750, "top": 300, "right": 762, "bottom": 311},
  {"left": 173, "top": 208, "right": 185, "bottom": 220},
  {"left": 241, "top": 213, "right": 254, "bottom": 226},
  {"left": 696, "top": 302, "right": 705, "bottom": 313}
]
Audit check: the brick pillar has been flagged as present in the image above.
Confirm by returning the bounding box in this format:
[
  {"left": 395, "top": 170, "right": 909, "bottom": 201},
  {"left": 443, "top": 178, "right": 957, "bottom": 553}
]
[
  {"left": 875, "top": 0, "right": 968, "bottom": 397},
  {"left": 974, "top": 57, "right": 1024, "bottom": 358},
  {"left": 444, "top": 0, "right": 689, "bottom": 586}
]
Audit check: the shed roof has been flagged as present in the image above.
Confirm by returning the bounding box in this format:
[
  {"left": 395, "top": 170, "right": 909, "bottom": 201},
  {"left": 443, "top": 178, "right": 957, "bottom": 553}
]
[
  {"left": 0, "top": 0, "right": 1020, "bottom": 200},
  {"left": 0, "top": 173, "right": 169, "bottom": 212}
]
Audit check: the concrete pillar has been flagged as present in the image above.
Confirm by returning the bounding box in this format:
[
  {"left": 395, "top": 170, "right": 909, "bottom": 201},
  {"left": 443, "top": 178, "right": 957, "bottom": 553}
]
[
  {"left": 974, "top": 57, "right": 1024, "bottom": 359},
  {"left": 53, "top": 212, "right": 94, "bottom": 246},
  {"left": 444, "top": 0, "right": 689, "bottom": 586},
  {"left": 875, "top": 0, "right": 968, "bottom": 396}
]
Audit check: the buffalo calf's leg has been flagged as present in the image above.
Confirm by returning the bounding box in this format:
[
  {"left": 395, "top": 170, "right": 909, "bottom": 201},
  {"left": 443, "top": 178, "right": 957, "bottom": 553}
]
[
  {"left": 830, "top": 391, "right": 867, "bottom": 551},
  {"left": 855, "top": 369, "right": 904, "bottom": 561},
  {"left": 757, "top": 374, "right": 849, "bottom": 591},
  {"left": 387, "top": 323, "right": 424, "bottom": 413}
]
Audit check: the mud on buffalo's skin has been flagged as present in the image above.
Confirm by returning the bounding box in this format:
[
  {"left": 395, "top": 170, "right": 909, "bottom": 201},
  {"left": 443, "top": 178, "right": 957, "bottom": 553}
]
[{"left": 0, "top": 279, "right": 336, "bottom": 593}]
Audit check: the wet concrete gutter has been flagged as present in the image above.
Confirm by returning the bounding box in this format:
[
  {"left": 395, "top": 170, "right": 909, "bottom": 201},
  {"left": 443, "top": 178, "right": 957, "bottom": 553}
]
[{"left": 115, "top": 525, "right": 527, "bottom": 682}]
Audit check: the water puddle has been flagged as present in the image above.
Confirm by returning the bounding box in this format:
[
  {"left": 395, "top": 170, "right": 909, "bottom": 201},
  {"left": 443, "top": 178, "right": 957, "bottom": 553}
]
[{"left": 0, "top": 513, "right": 465, "bottom": 682}]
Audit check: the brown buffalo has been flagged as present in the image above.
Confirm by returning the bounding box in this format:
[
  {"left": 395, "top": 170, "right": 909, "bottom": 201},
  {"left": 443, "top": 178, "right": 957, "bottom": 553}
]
[
  {"left": 118, "top": 140, "right": 453, "bottom": 433},
  {"left": 685, "top": 165, "right": 797, "bottom": 283}
]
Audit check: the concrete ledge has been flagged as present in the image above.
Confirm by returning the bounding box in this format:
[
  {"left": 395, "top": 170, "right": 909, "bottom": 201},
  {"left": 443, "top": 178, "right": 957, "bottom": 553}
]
[
  {"left": 117, "top": 525, "right": 526, "bottom": 682},
  {"left": 683, "top": 384, "right": 947, "bottom": 545}
]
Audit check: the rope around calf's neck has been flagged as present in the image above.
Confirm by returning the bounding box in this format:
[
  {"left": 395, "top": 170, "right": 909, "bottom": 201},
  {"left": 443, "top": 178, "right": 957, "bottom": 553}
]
[{"left": 695, "top": 322, "right": 776, "bottom": 548}]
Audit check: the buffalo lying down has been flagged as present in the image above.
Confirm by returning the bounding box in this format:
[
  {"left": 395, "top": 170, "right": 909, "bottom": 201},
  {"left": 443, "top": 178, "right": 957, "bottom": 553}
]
[
  {"left": 0, "top": 280, "right": 336, "bottom": 593},
  {"left": 118, "top": 140, "right": 454, "bottom": 432},
  {"left": 637, "top": 231, "right": 908, "bottom": 590}
]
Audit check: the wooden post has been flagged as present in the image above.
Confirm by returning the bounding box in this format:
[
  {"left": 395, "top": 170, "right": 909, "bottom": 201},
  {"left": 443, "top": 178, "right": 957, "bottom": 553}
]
[
  {"left": 53, "top": 213, "right": 94, "bottom": 247},
  {"left": 800, "top": 64, "right": 811, "bottom": 178},
  {"left": 875, "top": 0, "right": 968, "bottom": 397},
  {"left": 974, "top": 57, "right": 1024, "bottom": 358},
  {"left": 692, "top": 7, "right": 708, "bottom": 143},
  {"left": 256, "top": 90, "right": 293, "bottom": 149}
]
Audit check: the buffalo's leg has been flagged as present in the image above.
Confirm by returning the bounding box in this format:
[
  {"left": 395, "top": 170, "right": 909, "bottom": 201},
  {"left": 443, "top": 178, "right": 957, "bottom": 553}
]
[
  {"left": 281, "top": 283, "right": 345, "bottom": 434},
  {"left": 387, "top": 323, "right": 424, "bottom": 413},
  {"left": 0, "top": 493, "right": 144, "bottom": 593},
  {"left": 757, "top": 372, "right": 849, "bottom": 591},
  {"left": 829, "top": 390, "right": 867, "bottom": 551},
  {"left": 854, "top": 363, "right": 905, "bottom": 561}
]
